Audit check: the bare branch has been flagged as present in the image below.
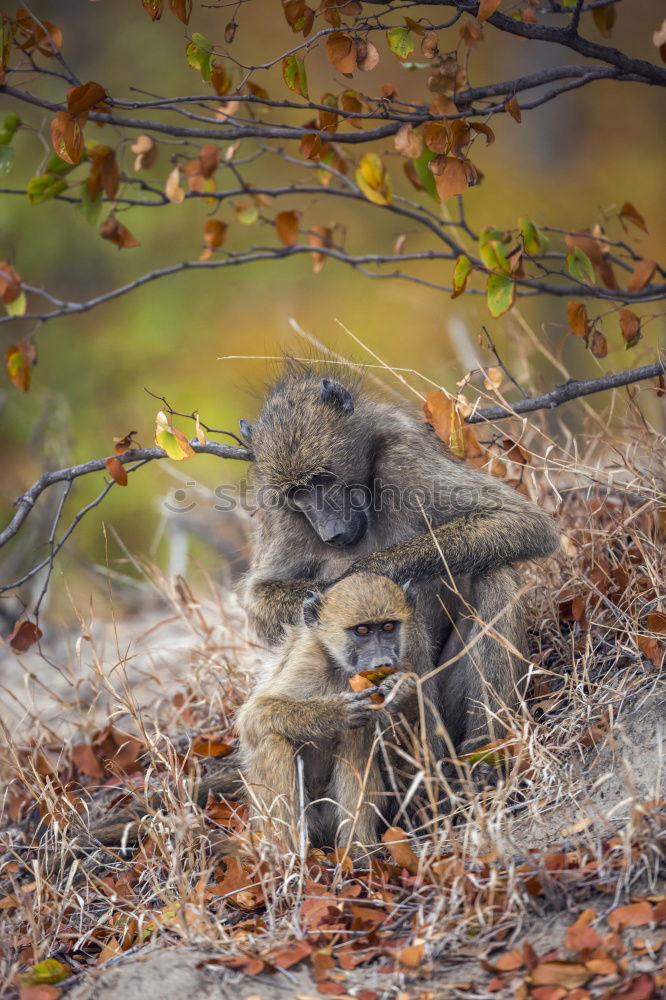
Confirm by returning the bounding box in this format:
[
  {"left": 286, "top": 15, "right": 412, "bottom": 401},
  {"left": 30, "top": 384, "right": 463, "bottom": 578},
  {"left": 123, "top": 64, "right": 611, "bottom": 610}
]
[
  {"left": 0, "top": 441, "right": 251, "bottom": 553},
  {"left": 468, "top": 360, "right": 666, "bottom": 424}
]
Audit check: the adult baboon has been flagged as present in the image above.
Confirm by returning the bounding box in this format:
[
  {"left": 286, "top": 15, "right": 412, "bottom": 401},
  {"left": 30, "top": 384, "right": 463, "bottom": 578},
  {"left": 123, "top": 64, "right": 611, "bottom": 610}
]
[
  {"left": 238, "top": 572, "right": 418, "bottom": 855},
  {"left": 240, "top": 363, "right": 560, "bottom": 757}
]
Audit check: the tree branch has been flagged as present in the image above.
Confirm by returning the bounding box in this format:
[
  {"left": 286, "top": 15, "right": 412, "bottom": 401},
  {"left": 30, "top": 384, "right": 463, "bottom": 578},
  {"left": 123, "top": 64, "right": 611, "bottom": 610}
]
[
  {"left": 2, "top": 362, "right": 663, "bottom": 593},
  {"left": 0, "top": 441, "right": 251, "bottom": 552},
  {"left": 467, "top": 360, "right": 666, "bottom": 424}
]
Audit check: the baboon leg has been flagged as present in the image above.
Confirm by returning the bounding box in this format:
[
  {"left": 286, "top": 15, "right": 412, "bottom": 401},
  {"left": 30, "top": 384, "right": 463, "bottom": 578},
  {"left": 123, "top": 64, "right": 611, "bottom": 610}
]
[
  {"left": 437, "top": 565, "right": 528, "bottom": 752},
  {"left": 244, "top": 734, "right": 304, "bottom": 850},
  {"left": 327, "top": 730, "right": 386, "bottom": 859}
]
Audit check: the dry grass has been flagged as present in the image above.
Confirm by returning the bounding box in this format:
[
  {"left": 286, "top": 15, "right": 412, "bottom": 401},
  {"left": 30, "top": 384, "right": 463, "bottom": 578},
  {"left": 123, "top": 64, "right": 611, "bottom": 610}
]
[{"left": 0, "top": 411, "right": 664, "bottom": 996}]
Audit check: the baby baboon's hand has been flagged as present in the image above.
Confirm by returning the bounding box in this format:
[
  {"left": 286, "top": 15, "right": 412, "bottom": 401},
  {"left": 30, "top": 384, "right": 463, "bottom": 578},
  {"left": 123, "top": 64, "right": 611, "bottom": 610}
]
[
  {"left": 339, "top": 689, "right": 376, "bottom": 729},
  {"left": 378, "top": 673, "right": 418, "bottom": 715}
]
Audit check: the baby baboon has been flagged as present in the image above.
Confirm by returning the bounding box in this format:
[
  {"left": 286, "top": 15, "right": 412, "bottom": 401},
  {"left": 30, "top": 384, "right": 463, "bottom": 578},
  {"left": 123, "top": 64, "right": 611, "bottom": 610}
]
[
  {"left": 237, "top": 572, "right": 418, "bottom": 856},
  {"left": 240, "top": 363, "right": 560, "bottom": 758}
]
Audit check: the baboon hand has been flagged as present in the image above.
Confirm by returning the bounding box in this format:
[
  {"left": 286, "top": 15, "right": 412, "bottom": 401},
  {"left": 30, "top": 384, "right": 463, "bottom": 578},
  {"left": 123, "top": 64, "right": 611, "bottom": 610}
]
[
  {"left": 339, "top": 689, "right": 376, "bottom": 730},
  {"left": 378, "top": 673, "right": 418, "bottom": 715}
]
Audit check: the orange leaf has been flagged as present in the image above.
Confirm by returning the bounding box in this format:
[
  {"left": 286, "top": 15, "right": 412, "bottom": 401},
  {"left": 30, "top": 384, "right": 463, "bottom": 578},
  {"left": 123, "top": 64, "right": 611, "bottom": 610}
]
[
  {"left": 67, "top": 80, "right": 107, "bottom": 118},
  {"left": 603, "top": 973, "right": 657, "bottom": 1000},
  {"left": 199, "top": 143, "right": 219, "bottom": 178},
  {"left": 619, "top": 308, "right": 641, "bottom": 348},
  {"left": 590, "top": 328, "right": 608, "bottom": 358},
  {"left": 0, "top": 261, "right": 22, "bottom": 304},
  {"left": 607, "top": 900, "right": 654, "bottom": 930},
  {"left": 19, "top": 987, "right": 62, "bottom": 1000},
  {"left": 50, "top": 111, "right": 84, "bottom": 165},
  {"left": 199, "top": 219, "right": 227, "bottom": 260},
  {"left": 504, "top": 96, "right": 521, "bottom": 122},
  {"left": 619, "top": 202, "right": 647, "bottom": 233},
  {"left": 494, "top": 948, "right": 525, "bottom": 972},
  {"left": 169, "top": 0, "right": 192, "bottom": 25},
  {"left": 422, "top": 389, "right": 467, "bottom": 457},
  {"left": 529, "top": 961, "right": 591, "bottom": 989},
  {"left": 6, "top": 341, "right": 36, "bottom": 392},
  {"left": 275, "top": 210, "right": 300, "bottom": 247},
  {"left": 647, "top": 611, "right": 666, "bottom": 634},
  {"left": 567, "top": 301, "right": 589, "bottom": 337},
  {"left": 564, "top": 910, "right": 601, "bottom": 954},
  {"left": 191, "top": 737, "right": 233, "bottom": 758},
  {"left": 326, "top": 32, "right": 357, "bottom": 74},
  {"left": 300, "top": 132, "right": 322, "bottom": 159},
  {"left": 99, "top": 215, "right": 140, "bottom": 249},
  {"left": 477, "top": 0, "right": 502, "bottom": 21},
  {"left": 71, "top": 743, "right": 104, "bottom": 778},
  {"left": 434, "top": 157, "right": 477, "bottom": 200},
  {"left": 382, "top": 826, "right": 419, "bottom": 874},
  {"left": 308, "top": 225, "right": 332, "bottom": 273},
  {"left": 113, "top": 431, "right": 138, "bottom": 454},
  {"left": 398, "top": 942, "right": 424, "bottom": 968},
  {"left": 627, "top": 258, "right": 656, "bottom": 293},
  {"left": 104, "top": 456, "right": 128, "bottom": 486}
]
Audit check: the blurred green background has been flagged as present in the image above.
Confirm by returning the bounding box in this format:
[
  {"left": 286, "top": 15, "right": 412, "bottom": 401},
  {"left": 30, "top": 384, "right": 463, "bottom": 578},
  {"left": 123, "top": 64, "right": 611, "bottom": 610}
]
[{"left": 1, "top": 0, "right": 664, "bottom": 621}]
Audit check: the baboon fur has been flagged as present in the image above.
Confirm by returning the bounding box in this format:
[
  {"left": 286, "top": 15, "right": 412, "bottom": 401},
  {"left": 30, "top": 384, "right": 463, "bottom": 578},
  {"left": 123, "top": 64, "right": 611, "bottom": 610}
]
[
  {"left": 237, "top": 573, "right": 418, "bottom": 856},
  {"left": 240, "top": 362, "right": 560, "bottom": 758}
]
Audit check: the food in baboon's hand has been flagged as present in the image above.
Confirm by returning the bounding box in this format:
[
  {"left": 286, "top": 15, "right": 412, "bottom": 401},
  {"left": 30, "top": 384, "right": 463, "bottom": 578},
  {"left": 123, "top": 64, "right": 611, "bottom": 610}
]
[{"left": 349, "top": 665, "right": 399, "bottom": 705}]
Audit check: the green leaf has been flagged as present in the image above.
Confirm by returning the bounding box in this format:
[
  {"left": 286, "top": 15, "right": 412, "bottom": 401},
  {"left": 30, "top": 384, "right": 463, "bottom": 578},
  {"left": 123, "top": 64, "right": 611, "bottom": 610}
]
[
  {"left": 235, "top": 200, "right": 259, "bottom": 224},
  {"left": 387, "top": 26, "right": 414, "bottom": 59},
  {"left": 519, "top": 216, "right": 549, "bottom": 255},
  {"left": 480, "top": 240, "right": 510, "bottom": 273},
  {"left": 282, "top": 54, "right": 308, "bottom": 98},
  {"left": 78, "top": 184, "right": 104, "bottom": 225},
  {"left": 411, "top": 148, "right": 438, "bottom": 201},
  {"left": 566, "top": 247, "right": 595, "bottom": 286},
  {"left": 26, "top": 174, "right": 68, "bottom": 205},
  {"left": 20, "top": 959, "right": 69, "bottom": 986},
  {"left": 4, "top": 290, "right": 26, "bottom": 317},
  {"left": 0, "top": 145, "right": 13, "bottom": 175},
  {"left": 0, "top": 111, "right": 21, "bottom": 145},
  {"left": 486, "top": 273, "right": 515, "bottom": 317},
  {"left": 451, "top": 254, "right": 473, "bottom": 299},
  {"left": 186, "top": 32, "right": 214, "bottom": 82},
  {"left": 478, "top": 225, "right": 506, "bottom": 248},
  {"left": 43, "top": 150, "right": 85, "bottom": 177}
]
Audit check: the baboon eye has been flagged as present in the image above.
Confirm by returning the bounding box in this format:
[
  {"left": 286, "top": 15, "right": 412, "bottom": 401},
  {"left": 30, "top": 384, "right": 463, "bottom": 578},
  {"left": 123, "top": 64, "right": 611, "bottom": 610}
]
[
  {"left": 382, "top": 622, "right": 395, "bottom": 632},
  {"left": 355, "top": 625, "right": 370, "bottom": 636}
]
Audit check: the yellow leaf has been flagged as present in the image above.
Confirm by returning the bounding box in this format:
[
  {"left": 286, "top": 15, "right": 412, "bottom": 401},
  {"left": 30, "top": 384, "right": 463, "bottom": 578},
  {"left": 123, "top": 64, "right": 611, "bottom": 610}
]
[{"left": 356, "top": 153, "right": 392, "bottom": 205}]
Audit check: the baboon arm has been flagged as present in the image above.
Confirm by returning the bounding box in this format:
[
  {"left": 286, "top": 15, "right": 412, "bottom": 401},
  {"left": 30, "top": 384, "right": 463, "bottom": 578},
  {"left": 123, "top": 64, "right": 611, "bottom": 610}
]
[
  {"left": 349, "top": 509, "right": 559, "bottom": 583},
  {"left": 239, "top": 695, "right": 345, "bottom": 747},
  {"left": 245, "top": 578, "right": 329, "bottom": 644}
]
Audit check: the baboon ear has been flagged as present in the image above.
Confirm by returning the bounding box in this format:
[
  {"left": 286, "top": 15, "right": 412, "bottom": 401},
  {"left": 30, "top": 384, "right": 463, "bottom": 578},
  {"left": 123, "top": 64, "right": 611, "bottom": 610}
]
[
  {"left": 401, "top": 579, "right": 417, "bottom": 606},
  {"left": 303, "top": 590, "right": 322, "bottom": 628},
  {"left": 320, "top": 378, "right": 354, "bottom": 415},
  {"left": 239, "top": 419, "right": 253, "bottom": 444}
]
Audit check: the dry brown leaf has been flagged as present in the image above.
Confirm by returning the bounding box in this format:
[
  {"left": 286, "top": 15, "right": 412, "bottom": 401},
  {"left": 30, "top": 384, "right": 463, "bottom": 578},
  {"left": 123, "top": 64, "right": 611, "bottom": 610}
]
[
  {"left": 608, "top": 900, "right": 654, "bottom": 930},
  {"left": 104, "top": 456, "right": 128, "bottom": 486},
  {"left": 627, "top": 258, "right": 656, "bottom": 293},
  {"left": 382, "top": 826, "right": 419, "bottom": 874}
]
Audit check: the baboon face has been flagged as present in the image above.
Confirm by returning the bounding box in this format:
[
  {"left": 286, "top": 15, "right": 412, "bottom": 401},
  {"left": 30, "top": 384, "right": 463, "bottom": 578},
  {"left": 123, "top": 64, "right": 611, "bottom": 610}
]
[
  {"left": 341, "top": 619, "right": 403, "bottom": 672},
  {"left": 289, "top": 474, "right": 369, "bottom": 547},
  {"left": 303, "top": 573, "right": 412, "bottom": 673},
  {"left": 243, "top": 372, "right": 373, "bottom": 548}
]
